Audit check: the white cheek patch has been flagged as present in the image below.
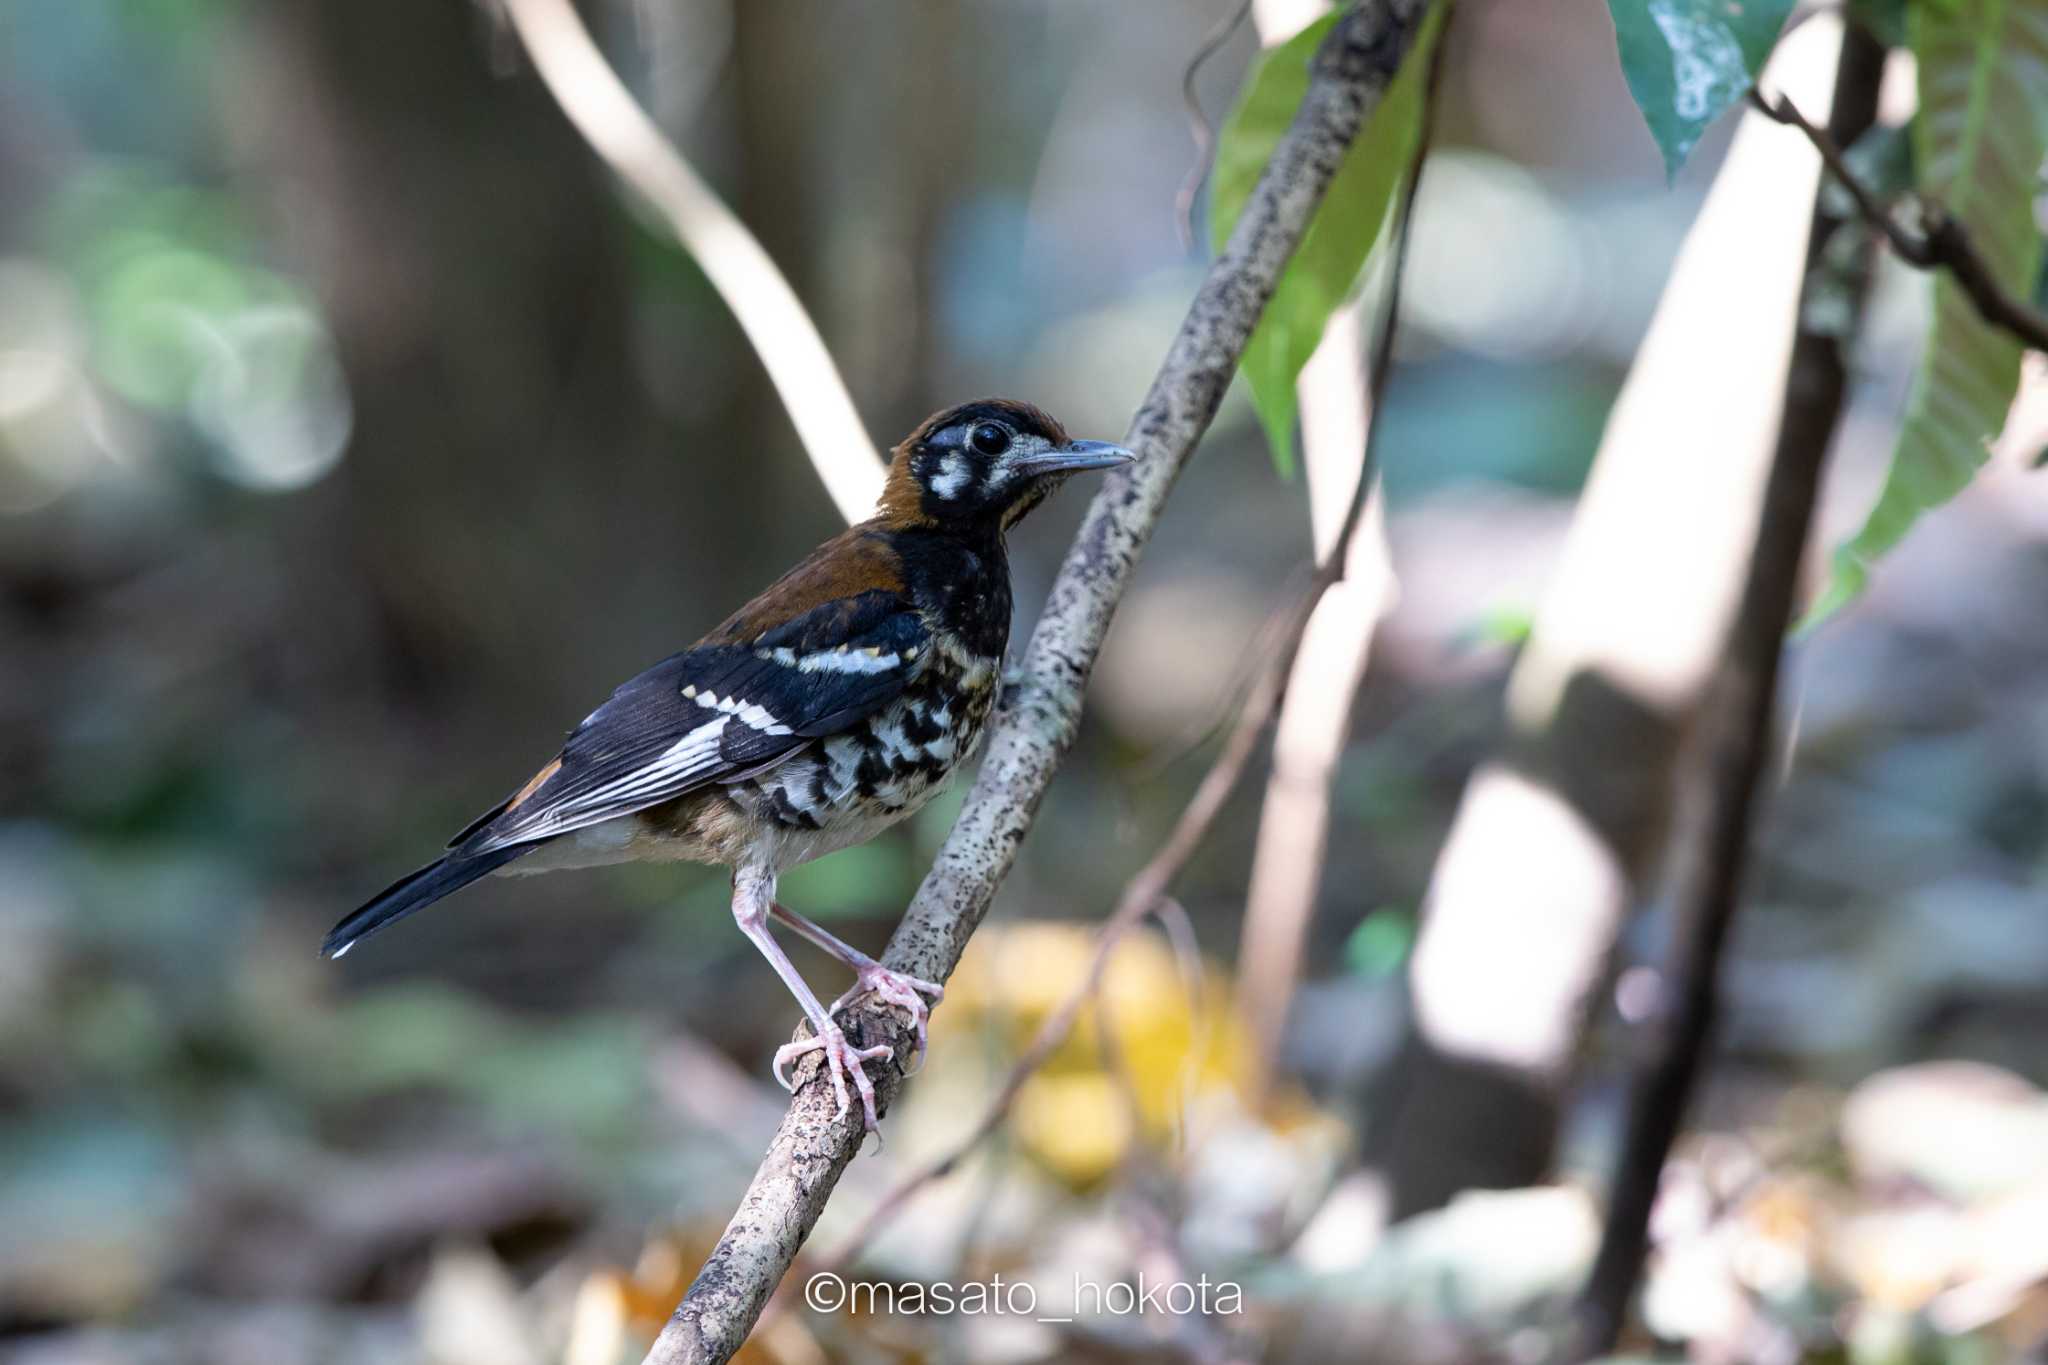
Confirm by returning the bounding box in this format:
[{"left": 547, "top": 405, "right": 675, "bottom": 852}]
[{"left": 930, "top": 453, "right": 972, "bottom": 500}]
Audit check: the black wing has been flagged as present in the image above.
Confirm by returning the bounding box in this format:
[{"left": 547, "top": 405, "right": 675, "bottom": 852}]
[{"left": 460, "top": 590, "right": 927, "bottom": 851}]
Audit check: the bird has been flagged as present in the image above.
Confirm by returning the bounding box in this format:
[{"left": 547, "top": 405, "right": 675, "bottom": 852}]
[{"left": 323, "top": 399, "right": 1133, "bottom": 1130}]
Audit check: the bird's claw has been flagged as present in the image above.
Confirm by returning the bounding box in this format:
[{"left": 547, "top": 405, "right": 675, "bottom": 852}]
[
  {"left": 831, "top": 966, "right": 945, "bottom": 1071},
  {"left": 773, "top": 1025, "right": 894, "bottom": 1131}
]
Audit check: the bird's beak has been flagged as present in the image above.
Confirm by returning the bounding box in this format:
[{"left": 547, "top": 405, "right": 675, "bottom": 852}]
[{"left": 1011, "top": 439, "right": 1137, "bottom": 477}]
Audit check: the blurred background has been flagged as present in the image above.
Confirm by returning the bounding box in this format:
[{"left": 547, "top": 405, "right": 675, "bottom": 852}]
[{"left": 4, "top": 1, "right": 2047, "bottom": 1362}]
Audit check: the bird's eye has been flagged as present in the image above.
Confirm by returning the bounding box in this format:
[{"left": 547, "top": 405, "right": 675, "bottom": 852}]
[{"left": 970, "top": 423, "right": 1010, "bottom": 456}]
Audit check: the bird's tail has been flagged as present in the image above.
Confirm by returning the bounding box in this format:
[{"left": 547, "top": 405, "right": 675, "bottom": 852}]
[{"left": 322, "top": 843, "right": 533, "bottom": 959}]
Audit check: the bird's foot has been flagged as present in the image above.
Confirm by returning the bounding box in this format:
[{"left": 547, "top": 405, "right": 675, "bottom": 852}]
[
  {"left": 831, "top": 965, "right": 945, "bottom": 1069},
  {"left": 774, "top": 1025, "right": 894, "bottom": 1131}
]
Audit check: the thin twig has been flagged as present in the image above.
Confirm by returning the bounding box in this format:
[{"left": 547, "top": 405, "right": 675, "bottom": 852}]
[
  {"left": 1123, "top": 1187, "right": 1249, "bottom": 1365},
  {"left": 1235, "top": 3, "right": 1447, "bottom": 1082},
  {"left": 1570, "top": 31, "right": 1888, "bottom": 1359},
  {"left": 1125, "top": 563, "right": 1314, "bottom": 787},
  {"left": 1749, "top": 87, "right": 2048, "bottom": 353},
  {"left": 496, "top": 0, "right": 885, "bottom": 523},
  {"left": 643, "top": 7, "right": 1435, "bottom": 1359},
  {"left": 1176, "top": 0, "right": 1259, "bottom": 250},
  {"left": 1150, "top": 895, "right": 1213, "bottom": 1154},
  {"left": 1090, "top": 905, "right": 1243, "bottom": 1365}
]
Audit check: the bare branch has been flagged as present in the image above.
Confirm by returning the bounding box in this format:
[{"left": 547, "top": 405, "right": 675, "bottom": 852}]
[
  {"left": 1750, "top": 87, "right": 2048, "bottom": 353},
  {"left": 819, "top": 382, "right": 1408, "bottom": 1261},
  {"left": 1370, "top": 18, "right": 1850, "bottom": 1220},
  {"left": 814, "top": 88, "right": 1441, "bottom": 1235},
  {"left": 496, "top": 0, "right": 885, "bottom": 524},
  {"left": 640, "top": 5, "right": 1436, "bottom": 1360},
  {"left": 1571, "top": 29, "right": 1889, "bottom": 1358},
  {"left": 815, "top": 609, "right": 1299, "bottom": 1274}
]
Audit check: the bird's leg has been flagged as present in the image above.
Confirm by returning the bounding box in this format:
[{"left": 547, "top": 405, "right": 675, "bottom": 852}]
[
  {"left": 769, "top": 902, "right": 945, "bottom": 1066},
  {"left": 731, "top": 867, "right": 891, "bottom": 1130}
]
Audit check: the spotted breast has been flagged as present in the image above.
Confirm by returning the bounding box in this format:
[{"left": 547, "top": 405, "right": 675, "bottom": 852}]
[{"left": 711, "top": 635, "right": 999, "bottom": 869}]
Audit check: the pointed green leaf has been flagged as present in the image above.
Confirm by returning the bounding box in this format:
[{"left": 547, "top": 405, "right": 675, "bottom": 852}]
[
  {"left": 1605, "top": 0, "right": 1795, "bottom": 179},
  {"left": 1210, "top": 3, "right": 1445, "bottom": 474},
  {"left": 1801, "top": 0, "right": 2048, "bottom": 628}
]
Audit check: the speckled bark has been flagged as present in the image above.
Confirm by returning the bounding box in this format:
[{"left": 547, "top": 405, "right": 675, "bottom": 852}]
[{"left": 643, "top": 5, "right": 1431, "bottom": 1361}]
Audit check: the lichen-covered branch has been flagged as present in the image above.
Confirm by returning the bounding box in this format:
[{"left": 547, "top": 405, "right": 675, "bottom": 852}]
[{"left": 641, "top": 4, "right": 1434, "bottom": 1362}]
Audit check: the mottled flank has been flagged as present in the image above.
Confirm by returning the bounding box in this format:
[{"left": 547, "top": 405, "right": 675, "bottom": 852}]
[
  {"left": 638, "top": 543, "right": 1007, "bottom": 874},
  {"left": 647, "top": 636, "right": 997, "bottom": 866}
]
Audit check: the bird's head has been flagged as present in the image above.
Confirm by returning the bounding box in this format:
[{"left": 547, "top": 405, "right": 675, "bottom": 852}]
[{"left": 879, "top": 399, "right": 1133, "bottom": 531}]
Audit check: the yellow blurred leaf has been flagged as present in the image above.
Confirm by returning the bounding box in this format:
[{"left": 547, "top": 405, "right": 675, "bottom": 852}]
[{"left": 935, "top": 923, "right": 1291, "bottom": 1186}]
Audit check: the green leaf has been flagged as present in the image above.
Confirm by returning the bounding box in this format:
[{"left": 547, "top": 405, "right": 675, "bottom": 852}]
[
  {"left": 1605, "top": 0, "right": 1796, "bottom": 179},
  {"left": 1344, "top": 907, "right": 1418, "bottom": 978},
  {"left": 1210, "top": 3, "right": 1445, "bottom": 473},
  {"left": 1849, "top": 0, "right": 1908, "bottom": 50},
  {"left": 1801, "top": 0, "right": 2048, "bottom": 628}
]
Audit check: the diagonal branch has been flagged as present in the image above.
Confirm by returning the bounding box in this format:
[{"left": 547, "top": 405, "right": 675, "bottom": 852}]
[
  {"left": 497, "top": 0, "right": 885, "bottom": 524},
  {"left": 815, "top": 585, "right": 1303, "bottom": 1276},
  {"left": 1569, "top": 32, "right": 1889, "bottom": 1358},
  {"left": 826, "top": 76, "right": 1443, "bottom": 1236},
  {"left": 643, "top": 4, "right": 1436, "bottom": 1361},
  {"left": 1750, "top": 87, "right": 2048, "bottom": 353}
]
